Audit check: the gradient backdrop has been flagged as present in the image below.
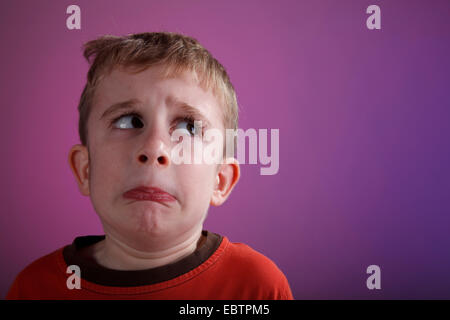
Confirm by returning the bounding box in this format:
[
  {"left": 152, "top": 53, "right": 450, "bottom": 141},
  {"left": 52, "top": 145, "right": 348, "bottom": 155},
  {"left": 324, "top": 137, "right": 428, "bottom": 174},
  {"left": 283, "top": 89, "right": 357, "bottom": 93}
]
[{"left": 1, "top": 0, "right": 449, "bottom": 299}]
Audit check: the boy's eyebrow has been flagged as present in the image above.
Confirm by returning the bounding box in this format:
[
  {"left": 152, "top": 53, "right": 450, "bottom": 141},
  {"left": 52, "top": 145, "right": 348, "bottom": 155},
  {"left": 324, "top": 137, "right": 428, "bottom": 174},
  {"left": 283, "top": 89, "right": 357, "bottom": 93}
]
[
  {"left": 99, "top": 96, "right": 212, "bottom": 126},
  {"left": 99, "top": 99, "right": 141, "bottom": 120},
  {"left": 170, "top": 98, "right": 212, "bottom": 126}
]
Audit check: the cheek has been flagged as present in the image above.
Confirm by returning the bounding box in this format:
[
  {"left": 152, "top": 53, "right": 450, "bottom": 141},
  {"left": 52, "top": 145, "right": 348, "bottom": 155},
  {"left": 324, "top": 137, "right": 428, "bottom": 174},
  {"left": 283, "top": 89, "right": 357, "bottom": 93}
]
[
  {"left": 89, "top": 148, "right": 124, "bottom": 198},
  {"left": 176, "top": 165, "right": 216, "bottom": 204}
]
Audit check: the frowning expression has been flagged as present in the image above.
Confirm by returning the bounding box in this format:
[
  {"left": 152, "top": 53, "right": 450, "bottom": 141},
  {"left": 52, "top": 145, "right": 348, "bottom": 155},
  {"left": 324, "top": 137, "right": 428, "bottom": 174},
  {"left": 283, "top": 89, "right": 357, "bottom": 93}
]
[{"left": 85, "top": 65, "right": 224, "bottom": 248}]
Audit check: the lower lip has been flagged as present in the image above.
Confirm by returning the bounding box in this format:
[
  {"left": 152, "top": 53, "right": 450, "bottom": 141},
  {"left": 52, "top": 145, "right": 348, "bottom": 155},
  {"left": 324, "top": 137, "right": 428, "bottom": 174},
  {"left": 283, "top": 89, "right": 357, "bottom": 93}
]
[{"left": 123, "top": 190, "right": 176, "bottom": 202}]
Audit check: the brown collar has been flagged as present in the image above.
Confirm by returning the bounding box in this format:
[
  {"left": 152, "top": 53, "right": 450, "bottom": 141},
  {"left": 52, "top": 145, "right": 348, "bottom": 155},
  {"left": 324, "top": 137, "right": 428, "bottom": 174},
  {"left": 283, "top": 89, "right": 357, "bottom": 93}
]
[{"left": 63, "top": 230, "right": 222, "bottom": 287}]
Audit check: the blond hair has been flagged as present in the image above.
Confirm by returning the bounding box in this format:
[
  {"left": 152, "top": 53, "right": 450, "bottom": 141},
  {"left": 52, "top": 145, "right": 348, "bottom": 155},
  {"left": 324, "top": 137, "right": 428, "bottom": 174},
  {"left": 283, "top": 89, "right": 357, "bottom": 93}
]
[{"left": 77, "top": 32, "right": 238, "bottom": 147}]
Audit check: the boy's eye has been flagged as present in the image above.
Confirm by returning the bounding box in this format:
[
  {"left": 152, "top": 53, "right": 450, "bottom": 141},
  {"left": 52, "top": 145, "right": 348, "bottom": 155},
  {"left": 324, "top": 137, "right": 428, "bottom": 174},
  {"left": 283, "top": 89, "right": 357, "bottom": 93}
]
[
  {"left": 112, "top": 113, "right": 144, "bottom": 129},
  {"left": 174, "top": 118, "right": 200, "bottom": 136},
  {"left": 111, "top": 113, "right": 202, "bottom": 136}
]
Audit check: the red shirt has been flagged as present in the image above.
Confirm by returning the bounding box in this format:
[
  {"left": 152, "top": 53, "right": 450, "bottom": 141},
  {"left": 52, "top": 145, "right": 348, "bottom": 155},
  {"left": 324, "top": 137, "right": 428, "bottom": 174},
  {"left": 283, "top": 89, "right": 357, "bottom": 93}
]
[{"left": 6, "top": 231, "right": 293, "bottom": 300}]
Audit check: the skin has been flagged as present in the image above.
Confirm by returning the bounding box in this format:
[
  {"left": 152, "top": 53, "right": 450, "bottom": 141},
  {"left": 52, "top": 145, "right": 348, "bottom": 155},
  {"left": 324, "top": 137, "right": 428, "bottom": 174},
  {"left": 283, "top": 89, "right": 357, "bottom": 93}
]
[{"left": 68, "top": 64, "right": 240, "bottom": 271}]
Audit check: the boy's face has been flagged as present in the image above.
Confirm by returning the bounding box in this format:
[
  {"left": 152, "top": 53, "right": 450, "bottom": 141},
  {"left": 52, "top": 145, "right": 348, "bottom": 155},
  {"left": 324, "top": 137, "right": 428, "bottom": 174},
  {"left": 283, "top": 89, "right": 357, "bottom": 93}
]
[{"left": 69, "top": 65, "right": 238, "bottom": 251}]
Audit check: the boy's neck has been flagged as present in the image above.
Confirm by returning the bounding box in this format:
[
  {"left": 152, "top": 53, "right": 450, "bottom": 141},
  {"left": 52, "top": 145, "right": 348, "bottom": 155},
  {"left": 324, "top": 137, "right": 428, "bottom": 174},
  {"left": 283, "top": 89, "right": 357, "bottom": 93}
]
[{"left": 88, "top": 229, "right": 206, "bottom": 271}]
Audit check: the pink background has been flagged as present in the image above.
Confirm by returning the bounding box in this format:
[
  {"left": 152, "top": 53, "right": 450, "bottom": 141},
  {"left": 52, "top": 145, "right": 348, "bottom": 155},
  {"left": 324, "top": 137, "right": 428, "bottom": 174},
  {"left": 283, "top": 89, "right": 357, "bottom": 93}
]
[{"left": 1, "top": 0, "right": 450, "bottom": 299}]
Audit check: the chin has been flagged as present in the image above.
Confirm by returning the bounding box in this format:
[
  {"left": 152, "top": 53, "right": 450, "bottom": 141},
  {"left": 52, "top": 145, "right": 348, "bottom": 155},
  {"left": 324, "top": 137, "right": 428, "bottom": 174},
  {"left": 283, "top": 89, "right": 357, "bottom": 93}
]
[{"left": 130, "top": 210, "right": 173, "bottom": 237}]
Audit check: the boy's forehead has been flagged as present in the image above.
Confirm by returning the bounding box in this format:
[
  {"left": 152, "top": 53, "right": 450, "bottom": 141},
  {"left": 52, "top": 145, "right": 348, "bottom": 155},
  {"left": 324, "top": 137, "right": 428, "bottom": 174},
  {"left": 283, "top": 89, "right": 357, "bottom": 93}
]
[
  {"left": 97, "top": 65, "right": 203, "bottom": 98},
  {"left": 93, "top": 65, "right": 223, "bottom": 125}
]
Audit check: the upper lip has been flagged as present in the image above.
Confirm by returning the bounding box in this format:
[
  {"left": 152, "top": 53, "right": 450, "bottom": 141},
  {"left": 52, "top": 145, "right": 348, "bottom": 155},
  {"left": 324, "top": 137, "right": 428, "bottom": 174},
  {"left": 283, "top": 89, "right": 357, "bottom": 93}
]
[{"left": 123, "top": 185, "right": 176, "bottom": 200}]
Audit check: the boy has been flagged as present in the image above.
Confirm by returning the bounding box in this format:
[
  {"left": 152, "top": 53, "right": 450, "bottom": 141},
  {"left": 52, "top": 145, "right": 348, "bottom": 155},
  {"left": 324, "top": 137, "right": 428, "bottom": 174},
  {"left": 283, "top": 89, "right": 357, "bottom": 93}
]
[{"left": 6, "top": 32, "right": 293, "bottom": 299}]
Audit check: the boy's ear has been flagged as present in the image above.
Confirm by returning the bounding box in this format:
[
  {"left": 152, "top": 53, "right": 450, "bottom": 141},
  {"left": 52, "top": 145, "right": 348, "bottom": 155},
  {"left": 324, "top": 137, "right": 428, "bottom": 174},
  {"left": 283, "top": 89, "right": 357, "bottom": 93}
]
[
  {"left": 210, "top": 158, "right": 240, "bottom": 206},
  {"left": 68, "top": 144, "right": 90, "bottom": 196}
]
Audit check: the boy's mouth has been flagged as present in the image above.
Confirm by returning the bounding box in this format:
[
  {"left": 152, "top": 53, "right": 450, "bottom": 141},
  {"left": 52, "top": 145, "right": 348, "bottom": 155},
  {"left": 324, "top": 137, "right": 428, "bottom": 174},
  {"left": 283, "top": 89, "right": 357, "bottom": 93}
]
[{"left": 123, "top": 186, "right": 176, "bottom": 203}]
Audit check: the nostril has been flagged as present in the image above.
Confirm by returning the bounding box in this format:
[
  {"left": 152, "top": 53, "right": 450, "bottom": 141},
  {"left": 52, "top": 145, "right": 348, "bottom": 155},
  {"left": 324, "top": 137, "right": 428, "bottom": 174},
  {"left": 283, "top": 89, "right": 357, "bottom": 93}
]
[
  {"left": 157, "top": 156, "right": 167, "bottom": 165},
  {"left": 139, "top": 155, "right": 148, "bottom": 162}
]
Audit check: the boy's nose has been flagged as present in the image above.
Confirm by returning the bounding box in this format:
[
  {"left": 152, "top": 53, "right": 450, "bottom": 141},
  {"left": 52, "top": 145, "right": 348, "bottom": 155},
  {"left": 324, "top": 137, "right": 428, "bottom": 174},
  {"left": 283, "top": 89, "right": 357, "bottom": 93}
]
[
  {"left": 138, "top": 153, "right": 168, "bottom": 166},
  {"left": 136, "top": 131, "right": 170, "bottom": 168}
]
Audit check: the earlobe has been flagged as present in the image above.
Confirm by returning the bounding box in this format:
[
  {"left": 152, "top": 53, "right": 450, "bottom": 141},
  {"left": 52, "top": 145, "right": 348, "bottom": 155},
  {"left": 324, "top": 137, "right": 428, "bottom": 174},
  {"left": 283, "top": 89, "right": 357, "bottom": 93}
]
[
  {"left": 68, "top": 144, "right": 90, "bottom": 196},
  {"left": 210, "top": 158, "right": 240, "bottom": 207}
]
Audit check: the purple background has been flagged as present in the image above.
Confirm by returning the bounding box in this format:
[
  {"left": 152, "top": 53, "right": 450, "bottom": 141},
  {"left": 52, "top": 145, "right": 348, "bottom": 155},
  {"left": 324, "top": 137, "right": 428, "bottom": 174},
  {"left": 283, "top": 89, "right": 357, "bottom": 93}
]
[{"left": 1, "top": 0, "right": 449, "bottom": 299}]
